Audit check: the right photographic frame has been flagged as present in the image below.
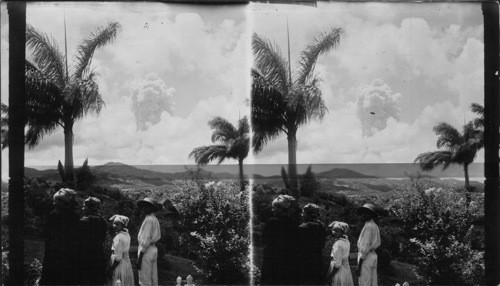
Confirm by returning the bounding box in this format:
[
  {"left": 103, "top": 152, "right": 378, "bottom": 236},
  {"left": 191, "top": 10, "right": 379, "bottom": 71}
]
[{"left": 249, "top": 2, "right": 498, "bottom": 286}]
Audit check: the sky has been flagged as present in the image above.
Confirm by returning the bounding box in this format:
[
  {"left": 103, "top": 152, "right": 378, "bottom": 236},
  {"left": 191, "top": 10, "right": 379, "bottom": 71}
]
[
  {"left": 251, "top": 2, "right": 484, "bottom": 165},
  {"left": 1, "top": 2, "right": 485, "bottom": 180}
]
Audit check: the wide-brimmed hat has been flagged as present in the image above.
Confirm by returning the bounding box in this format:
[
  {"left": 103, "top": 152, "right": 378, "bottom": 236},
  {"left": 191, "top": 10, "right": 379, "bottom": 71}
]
[
  {"left": 358, "top": 203, "right": 379, "bottom": 217},
  {"left": 137, "top": 197, "right": 162, "bottom": 212}
]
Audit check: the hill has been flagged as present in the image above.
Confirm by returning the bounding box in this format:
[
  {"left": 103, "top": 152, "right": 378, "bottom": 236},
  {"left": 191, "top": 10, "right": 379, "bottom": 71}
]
[
  {"left": 19, "top": 163, "right": 484, "bottom": 194},
  {"left": 316, "top": 168, "right": 377, "bottom": 178}
]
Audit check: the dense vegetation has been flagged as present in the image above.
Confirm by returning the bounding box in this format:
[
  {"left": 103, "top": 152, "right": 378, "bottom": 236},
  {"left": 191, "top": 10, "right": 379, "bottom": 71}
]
[
  {"left": 1, "top": 169, "right": 250, "bottom": 285},
  {"left": 252, "top": 176, "right": 484, "bottom": 286}
]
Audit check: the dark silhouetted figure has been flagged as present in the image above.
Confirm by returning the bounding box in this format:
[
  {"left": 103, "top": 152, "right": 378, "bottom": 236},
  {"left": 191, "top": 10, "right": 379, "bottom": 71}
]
[
  {"left": 260, "top": 195, "right": 299, "bottom": 285},
  {"left": 40, "top": 188, "right": 80, "bottom": 286},
  {"left": 78, "top": 197, "right": 108, "bottom": 285},
  {"left": 297, "top": 203, "right": 326, "bottom": 285}
]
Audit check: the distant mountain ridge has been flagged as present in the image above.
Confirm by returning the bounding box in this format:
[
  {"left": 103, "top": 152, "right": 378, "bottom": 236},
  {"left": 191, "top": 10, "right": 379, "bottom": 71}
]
[
  {"left": 19, "top": 162, "right": 483, "bottom": 192},
  {"left": 22, "top": 162, "right": 377, "bottom": 184}
]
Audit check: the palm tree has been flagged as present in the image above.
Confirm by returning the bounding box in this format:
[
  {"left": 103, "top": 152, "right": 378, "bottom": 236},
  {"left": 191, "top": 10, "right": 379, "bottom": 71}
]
[
  {"left": 415, "top": 121, "right": 483, "bottom": 197},
  {"left": 251, "top": 27, "right": 343, "bottom": 196},
  {"left": 189, "top": 116, "right": 250, "bottom": 190},
  {"left": 25, "top": 21, "right": 120, "bottom": 183}
]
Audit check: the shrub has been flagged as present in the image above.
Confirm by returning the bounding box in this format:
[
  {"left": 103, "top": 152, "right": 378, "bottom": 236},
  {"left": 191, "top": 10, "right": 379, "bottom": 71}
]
[
  {"left": 388, "top": 179, "right": 484, "bottom": 285},
  {"left": 177, "top": 180, "right": 250, "bottom": 285},
  {"left": 252, "top": 183, "right": 283, "bottom": 223},
  {"left": 76, "top": 159, "right": 96, "bottom": 192},
  {"left": 2, "top": 251, "right": 8, "bottom": 285},
  {"left": 25, "top": 258, "right": 42, "bottom": 286},
  {"left": 1, "top": 252, "right": 42, "bottom": 286},
  {"left": 300, "top": 165, "right": 320, "bottom": 197}
]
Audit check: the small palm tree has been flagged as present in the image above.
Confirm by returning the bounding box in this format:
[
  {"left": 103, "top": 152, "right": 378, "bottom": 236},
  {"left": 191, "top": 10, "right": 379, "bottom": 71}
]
[
  {"left": 415, "top": 121, "right": 483, "bottom": 198},
  {"left": 189, "top": 116, "right": 250, "bottom": 189},
  {"left": 252, "top": 27, "right": 343, "bottom": 196},
  {"left": 25, "top": 22, "right": 120, "bottom": 183}
]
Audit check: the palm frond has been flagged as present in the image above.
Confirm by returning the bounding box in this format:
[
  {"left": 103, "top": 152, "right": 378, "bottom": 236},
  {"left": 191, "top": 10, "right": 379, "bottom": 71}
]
[
  {"left": 414, "top": 150, "right": 455, "bottom": 171},
  {"left": 251, "top": 70, "right": 288, "bottom": 153},
  {"left": 295, "top": 27, "right": 343, "bottom": 85},
  {"left": 189, "top": 145, "right": 228, "bottom": 165},
  {"left": 227, "top": 136, "right": 250, "bottom": 161},
  {"left": 25, "top": 60, "right": 64, "bottom": 148},
  {"left": 252, "top": 33, "right": 290, "bottom": 94},
  {"left": 290, "top": 76, "right": 327, "bottom": 128},
  {"left": 73, "top": 22, "right": 120, "bottom": 80},
  {"left": 470, "top": 103, "right": 484, "bottom": 115},
  {"left": 209, "top": 116, "right": 238, "bottom": 143},
  {"left": 433, "top": 122, "right": 462, "bottom": 149},
  {"left": 238, "top": 116, "right": 250, "bottom": 136},
  {"left": 462, "top": 121, "right": 483, "bottom": 153},
  {"left": 470, "top": 103, "right": 484, "bottom": 129},
  {"left": 26, "top": 24, "right": 66, "bottom": 88}
]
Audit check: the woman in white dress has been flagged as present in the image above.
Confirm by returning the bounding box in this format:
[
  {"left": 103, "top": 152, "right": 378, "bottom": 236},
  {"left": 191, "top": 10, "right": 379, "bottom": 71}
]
[
  {"left": 327, "top": 221, "right": 354, "bottom": 286},
  {"left": 107, "top": 215, "right": 135, "bottom": 286}
]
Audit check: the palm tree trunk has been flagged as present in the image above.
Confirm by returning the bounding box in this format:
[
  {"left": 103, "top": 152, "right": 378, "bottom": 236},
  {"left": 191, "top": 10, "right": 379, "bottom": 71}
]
[
  {"left": 287, "top": 131, "right": 299, "bottom": 197},
  {"left": 238, "top": 158, "right": 245, "bottom": 191},
  {"left": 464, "top": 164, "right": 470, "bottom": 190},
  {"left": 64, "top": 123, "right": 75, "bottom": 184},
  {"left": 464, "top": 164, "right": 471, "bottom": 206},
  {"left": 8, "top": 2, "right": 26, "bottom": 284}
]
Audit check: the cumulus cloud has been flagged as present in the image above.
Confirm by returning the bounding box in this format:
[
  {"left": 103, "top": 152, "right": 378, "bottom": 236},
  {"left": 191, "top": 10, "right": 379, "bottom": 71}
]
[
  {"left": 130, "top": 73, "right": 175, "bottom": 131},
  {"left": 355, "top": 79, "right": 401, "bottom": 137}
]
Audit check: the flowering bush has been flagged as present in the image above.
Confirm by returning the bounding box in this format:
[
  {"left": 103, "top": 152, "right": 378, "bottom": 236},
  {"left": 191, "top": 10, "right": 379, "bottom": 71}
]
[
  {"left": 1, "top": 252, "right": 43, "bottom": 286},
  {"left": 388, "top": 179, "right": 484, "bottom": 285},
  {"left": 177, "top": 180, "right": 250, "bottom": 285}
]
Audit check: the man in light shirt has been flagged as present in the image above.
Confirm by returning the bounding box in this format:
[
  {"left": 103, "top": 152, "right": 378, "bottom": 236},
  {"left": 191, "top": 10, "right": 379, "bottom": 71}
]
[
  {"left": 356, "top": 203, "right": 381, "bottom": 286},
  {"left": 137, "top": 197, "right": 162, "bottom": 286}
]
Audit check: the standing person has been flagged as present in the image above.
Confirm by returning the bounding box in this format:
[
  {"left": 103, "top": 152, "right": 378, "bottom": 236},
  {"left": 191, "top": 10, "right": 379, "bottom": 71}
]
[
  {"left": 297, "top": 203, "right": 326, "bottom": 285},
  {"left": 39, "top": 188, "right": 80, "bottom": 285},
  {"left": 356, "top": 204, "right": 381, "bottom": 286},
  {"left": 78, "top": 197, "right": 108, "bottom": 285},
  {"left": 107, "top": 215, "right": 135, "bottom": 286},
  {"left": 137, "top": 198, "right": 162, "bottom": 286},
  {"left": 327, "top": 221, "right": 353, "bottom": 286},
  {"left": 260, "top": 195, "right": 299, "bottom": 285}
]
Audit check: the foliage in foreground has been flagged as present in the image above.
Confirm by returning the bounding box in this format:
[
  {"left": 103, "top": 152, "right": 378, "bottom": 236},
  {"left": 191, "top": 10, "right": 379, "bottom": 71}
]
[
  {"left": 177, "top": 180, "right": 250, "bottom": 285},
  {"left": 387, "top": 180, "right": 484, "bottom": 285}
]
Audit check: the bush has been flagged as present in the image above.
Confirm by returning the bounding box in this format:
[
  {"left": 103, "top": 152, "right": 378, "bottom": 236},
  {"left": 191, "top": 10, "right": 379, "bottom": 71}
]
[
  {"left": 252, "top": 183, "right": 283, "bottom": 223},
  {"left": 76, "top": 159, "right": 96, "bottom": 192},
  {"left": 1, "top": 252, "right": 42, "bottom": 286},
  {"left": 388, "top": 179, "right": 484, "bottom": 285},
  {"left": 299, "top": 165, "right": 320, "bottom": 197},
  {"left": 177, "top": 180, "right": 250, "bottom": 285}
]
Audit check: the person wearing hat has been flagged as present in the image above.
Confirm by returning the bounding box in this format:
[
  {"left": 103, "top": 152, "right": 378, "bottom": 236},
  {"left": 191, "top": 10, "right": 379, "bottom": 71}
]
[
  {"left": 40, "top": 188, "right": 80, "bottom": 285},
  {"left": 356, "top": 203, "right": 381, "bottom": 286},
  {"left": 297, "top": 203, "right": 327, "bottom": 285},
  {"left": 78, "top": 197, "right": 108, "bottom": 285},
  {"left": 107, "top": 215, "right": 135, "bottom": 286},
  {"left": 260, "top": 194, "right": 300, "bottom": 285},
  {"left": 327, "top": 221, "right": 353, "bottom": 286},
  {"left": 137, "top": 197, "right": 162, "bottom": 286}
]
